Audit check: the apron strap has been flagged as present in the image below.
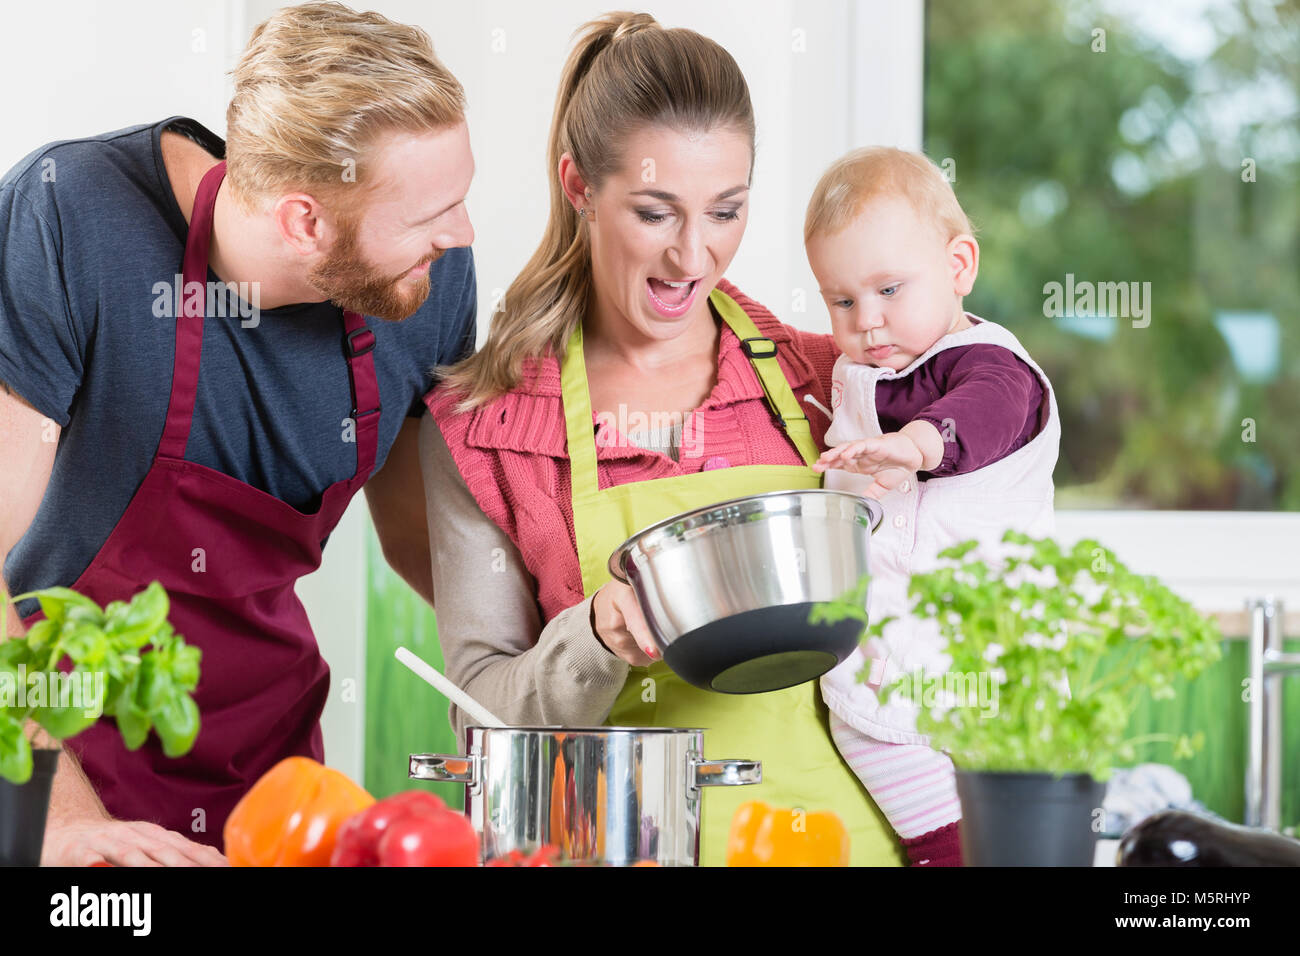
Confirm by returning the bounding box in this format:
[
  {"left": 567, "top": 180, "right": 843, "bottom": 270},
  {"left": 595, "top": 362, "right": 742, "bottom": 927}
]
[
  {"left": 342, "top": 311, "right": 381, "bottom": 482},
  {"left": 161, "top": 160, "right": 380, "bottom": 483},
  {"left": 159, "top": 160, "right": 223, "bottom": 461},
  {"left": 562, "top": 286, "right": 821, "bottom": 500},
  {"left": 560, "top": 319, "right": 601, "bottom": 500},
  {"left": 707, "top": 289, "right": 821, "bottom": 468}
]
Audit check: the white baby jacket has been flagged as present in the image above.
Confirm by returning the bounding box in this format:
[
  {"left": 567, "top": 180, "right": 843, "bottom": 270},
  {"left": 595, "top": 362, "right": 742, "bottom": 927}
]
[{"left": 820, "top": 315, "right": 1060, "bottom": 744}]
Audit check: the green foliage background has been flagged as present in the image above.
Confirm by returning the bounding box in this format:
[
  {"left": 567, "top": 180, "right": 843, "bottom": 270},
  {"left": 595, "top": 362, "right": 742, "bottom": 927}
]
[
  {"left": 925, "top": 0, "right": 1299, "bottom": 509},
  {"left": 363, "top": 527, "right": 463, "bottom": 811}
]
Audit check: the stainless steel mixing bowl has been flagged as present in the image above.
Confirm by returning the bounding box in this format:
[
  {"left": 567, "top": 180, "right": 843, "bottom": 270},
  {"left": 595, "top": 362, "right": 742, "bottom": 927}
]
[{"left": 608, "top": 488, "right": 883, "bottom": 693}]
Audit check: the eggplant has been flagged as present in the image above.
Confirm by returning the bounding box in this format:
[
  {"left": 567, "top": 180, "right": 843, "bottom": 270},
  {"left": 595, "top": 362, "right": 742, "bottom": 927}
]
[{"left": 1118, "top": 810, "right": 1300, "bottom": 866}]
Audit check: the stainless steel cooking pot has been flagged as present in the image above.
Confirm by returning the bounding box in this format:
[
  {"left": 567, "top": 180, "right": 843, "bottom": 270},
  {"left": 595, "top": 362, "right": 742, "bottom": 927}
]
[
  {"left": 409, "top": 726, "right": 760, "bottom": 866},
  {"left": 609, "top": 488, "right": 883, "bottom": 694}
]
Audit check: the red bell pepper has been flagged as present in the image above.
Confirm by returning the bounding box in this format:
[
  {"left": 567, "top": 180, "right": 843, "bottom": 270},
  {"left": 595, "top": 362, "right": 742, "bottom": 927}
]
[{"left": 330, "top": 790, "right": 479, "bottom": 867}]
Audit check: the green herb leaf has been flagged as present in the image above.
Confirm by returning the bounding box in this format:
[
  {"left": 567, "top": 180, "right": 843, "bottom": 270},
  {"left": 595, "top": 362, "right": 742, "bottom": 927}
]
[
  {"left": 0, "top": 637, "right": 32, "bottom": 668},
  {"left": 106, "top": 581, "right": 169, "bottom": 648},
  {"left": 21, "top": 619, "right": 57, "bottom": 656},
  {"left": 132, "top": 654, "right": 170, "bottom": 714},
  {"left": 34, "top": 696, "right": 99, "bottom": 741},
  {"left": 114, "top": 691, "right": 151, "bottom": 752},
  {"left": 808, "top": 573, "right": 872, "bottom": 627},
  {"left": 171, "top": 642, "right": 201, "bottom": 692},
  {"left": 11, "top": 587, "right": 101, "bottom": 628},
  {"left": 152, "top": 691, "right": 200, "bottom": 758},
  {"left": 0, "top": 715, "right": 33, "bottom": 785}
]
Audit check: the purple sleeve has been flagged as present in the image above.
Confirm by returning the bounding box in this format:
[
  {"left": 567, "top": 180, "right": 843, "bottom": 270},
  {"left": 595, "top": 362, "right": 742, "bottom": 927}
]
[{"left": 909, "top": 346, "right": 1044, "bottom": 479}]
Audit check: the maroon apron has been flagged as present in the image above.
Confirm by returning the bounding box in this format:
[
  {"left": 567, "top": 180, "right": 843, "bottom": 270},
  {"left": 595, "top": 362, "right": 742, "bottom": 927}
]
[{"left": 23, "top": 160, "right": 381, "bottom": 849}]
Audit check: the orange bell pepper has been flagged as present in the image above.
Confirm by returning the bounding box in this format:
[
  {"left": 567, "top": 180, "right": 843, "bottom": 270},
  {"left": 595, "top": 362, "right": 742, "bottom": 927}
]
[
  {"left": 725, "top": 800, "right": 850, "bottom": 867},
  {"left": 224, "top": 756, "right": 375, "bottom": 866}
]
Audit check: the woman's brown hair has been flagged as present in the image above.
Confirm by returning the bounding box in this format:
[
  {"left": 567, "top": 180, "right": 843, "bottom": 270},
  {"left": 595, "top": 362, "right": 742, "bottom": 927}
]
[{"left": 438, "top": 11, "right": 755, "bottom": 409}]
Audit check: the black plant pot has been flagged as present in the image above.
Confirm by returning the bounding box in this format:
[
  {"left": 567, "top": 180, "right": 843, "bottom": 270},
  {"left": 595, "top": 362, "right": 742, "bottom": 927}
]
[
  {"left": 0, "top": 748, "right": 60, "bottom": 866},
  {"left": 955, "top": 770, "right": 1106, "bottom": 866}
]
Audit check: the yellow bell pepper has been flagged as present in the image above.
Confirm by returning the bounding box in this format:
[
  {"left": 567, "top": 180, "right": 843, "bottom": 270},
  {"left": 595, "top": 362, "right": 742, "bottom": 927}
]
[{"left": 726, "top": 800, "right": 850, "bottom": 866}]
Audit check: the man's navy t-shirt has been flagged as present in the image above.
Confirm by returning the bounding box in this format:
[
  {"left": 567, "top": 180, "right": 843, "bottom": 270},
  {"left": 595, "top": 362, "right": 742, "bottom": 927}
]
[{"left": 0, "top": 118, "right": 477, "bottom": 617}]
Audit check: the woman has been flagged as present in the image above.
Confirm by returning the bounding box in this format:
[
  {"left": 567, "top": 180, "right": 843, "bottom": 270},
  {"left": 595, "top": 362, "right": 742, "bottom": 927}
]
[{"left": 420, "top": 11, "right": 902, "bottom": 866}]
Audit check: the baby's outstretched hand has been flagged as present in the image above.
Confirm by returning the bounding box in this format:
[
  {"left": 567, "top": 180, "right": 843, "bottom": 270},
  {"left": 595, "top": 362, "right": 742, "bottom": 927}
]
[{"left": 812, "top": 433, "right": 923, "bottom": 499}]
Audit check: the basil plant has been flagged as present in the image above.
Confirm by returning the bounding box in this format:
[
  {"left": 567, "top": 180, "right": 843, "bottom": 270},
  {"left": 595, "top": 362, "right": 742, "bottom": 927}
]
[
  {"left": 813, "top": 531, "right": 1222, "bottom": 779},
  {"left": 0, "top": 582, "right": 201, "bottom": 785}
]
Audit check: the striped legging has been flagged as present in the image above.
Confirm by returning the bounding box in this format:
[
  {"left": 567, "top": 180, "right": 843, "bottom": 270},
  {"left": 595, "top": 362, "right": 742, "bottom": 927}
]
[{"left": 829, "top": 710, "right": 962, "bottom": 841}]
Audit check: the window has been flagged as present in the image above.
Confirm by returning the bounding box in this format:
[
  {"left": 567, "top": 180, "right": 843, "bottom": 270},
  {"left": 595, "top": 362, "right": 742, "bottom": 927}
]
[{"left": 924, "top": 0, "right": 1298, "bottom": 511}]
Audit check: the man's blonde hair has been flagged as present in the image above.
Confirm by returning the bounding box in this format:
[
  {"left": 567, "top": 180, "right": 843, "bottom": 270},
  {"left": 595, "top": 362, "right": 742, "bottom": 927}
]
[
  {"left": 804, "top": 146, "right": 973, "bottom": 245},
  {"left": 225, "top": 2, "right": 466, "bottom": 212}
]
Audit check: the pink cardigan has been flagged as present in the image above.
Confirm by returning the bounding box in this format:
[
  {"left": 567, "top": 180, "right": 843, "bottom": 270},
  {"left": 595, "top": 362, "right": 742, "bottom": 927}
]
[{"left": 424, "top": 279, "right": 838, "bottom": 621}]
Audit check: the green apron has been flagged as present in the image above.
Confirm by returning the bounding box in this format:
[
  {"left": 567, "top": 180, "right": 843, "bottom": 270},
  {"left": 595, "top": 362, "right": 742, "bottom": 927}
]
[{"left": 562, "top": 287, "right": 902, "bottom": 867}]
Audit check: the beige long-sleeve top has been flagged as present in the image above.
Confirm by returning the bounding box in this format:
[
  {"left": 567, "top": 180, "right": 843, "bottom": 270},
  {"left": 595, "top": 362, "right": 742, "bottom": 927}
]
[{"left": 417, "top": 414, "right": 631, "bottom": 749}]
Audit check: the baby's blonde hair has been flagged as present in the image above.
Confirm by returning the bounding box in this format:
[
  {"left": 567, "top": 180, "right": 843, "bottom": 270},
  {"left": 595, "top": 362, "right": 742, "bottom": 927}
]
[
  {"left": 804, "top": 146, "right": 973, "bottom": 245},
  {"left": 225, "top": 2, "right": 466, "bottom": 213}
]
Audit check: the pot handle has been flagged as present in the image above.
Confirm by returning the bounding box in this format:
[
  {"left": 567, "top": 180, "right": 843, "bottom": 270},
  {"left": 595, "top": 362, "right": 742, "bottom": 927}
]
[
  {"left": 691, "top": 757, "right": 762, "bottom": 789},
  {"left": 864, "top": 496, "right": 884, "bottom": 533},
  {"left": 409, "top": 753, "right": 477, "bottom": 784}
]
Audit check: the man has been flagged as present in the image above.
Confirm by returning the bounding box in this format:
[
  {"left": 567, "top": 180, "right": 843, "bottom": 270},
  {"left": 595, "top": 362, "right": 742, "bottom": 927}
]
[{"left": 0, "top": 3, "right": 475, "bottom": 865}]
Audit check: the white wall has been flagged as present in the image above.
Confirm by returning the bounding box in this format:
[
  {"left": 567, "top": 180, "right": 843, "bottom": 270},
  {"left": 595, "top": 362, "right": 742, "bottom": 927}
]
[
  {"left": 1054, "top": 512, "right": 1300, "bottom": 632},
  {"left": 0, "top": 1, "right": 242, "bottom": 172},
  {"left": 0, "top": 0, "right": 923, "bottom": 343}
]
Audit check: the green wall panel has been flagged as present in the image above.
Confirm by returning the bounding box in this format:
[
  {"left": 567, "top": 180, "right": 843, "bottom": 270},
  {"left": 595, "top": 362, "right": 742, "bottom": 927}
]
[
  {"left": 363, "top": 526, "right": 463, "bottom": 810},
  {"left": 1094, "top": 638, "right": 1298, "bottom": 827}
]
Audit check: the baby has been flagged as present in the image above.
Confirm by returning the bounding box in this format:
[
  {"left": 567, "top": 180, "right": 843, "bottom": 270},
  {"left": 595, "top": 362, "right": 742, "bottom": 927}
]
[{"left": 804, "top": 147, "right": 1060, "bottom": 866}]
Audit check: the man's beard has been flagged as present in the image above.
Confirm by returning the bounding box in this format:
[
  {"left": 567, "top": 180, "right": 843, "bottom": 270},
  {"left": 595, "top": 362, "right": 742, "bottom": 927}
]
[{"left": 308, "top": 215, "right": 443, "bottom": 322}]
